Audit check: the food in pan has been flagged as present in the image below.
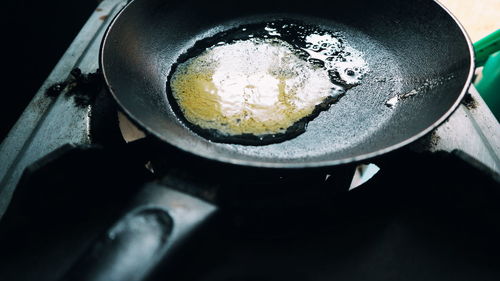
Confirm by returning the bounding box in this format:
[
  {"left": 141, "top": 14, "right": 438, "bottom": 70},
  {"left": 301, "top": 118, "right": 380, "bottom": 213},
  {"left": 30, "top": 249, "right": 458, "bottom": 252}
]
[
  {"left": 168, "top": 20, "right": 367, "bottom": 145},
  {"left": 170, "top": 38, "right": 337, "bottom": 138}
]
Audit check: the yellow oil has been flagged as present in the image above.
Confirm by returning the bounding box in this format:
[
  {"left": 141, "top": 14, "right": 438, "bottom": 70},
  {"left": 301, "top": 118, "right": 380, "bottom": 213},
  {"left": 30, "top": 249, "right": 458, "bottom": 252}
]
[{"left": 170, "top": 38, "right": 335, "bottom": 136}]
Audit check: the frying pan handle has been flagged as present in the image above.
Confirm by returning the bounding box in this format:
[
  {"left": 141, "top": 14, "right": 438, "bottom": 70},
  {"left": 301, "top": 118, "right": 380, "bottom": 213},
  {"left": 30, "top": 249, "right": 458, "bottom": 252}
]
[{"left": 60, "top": 182, "right": 217, "bottom": 281}]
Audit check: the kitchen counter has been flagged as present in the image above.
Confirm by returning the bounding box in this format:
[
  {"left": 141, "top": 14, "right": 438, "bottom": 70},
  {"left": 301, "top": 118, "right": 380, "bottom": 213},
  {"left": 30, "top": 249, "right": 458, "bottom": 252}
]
[{"left": 440, "top": 0, "right": 499, "bottom": 42}]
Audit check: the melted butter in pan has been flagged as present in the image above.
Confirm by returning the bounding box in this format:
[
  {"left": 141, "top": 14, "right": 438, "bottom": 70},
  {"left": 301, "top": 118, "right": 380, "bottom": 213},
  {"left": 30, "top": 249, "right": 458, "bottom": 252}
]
[{"left": 170, "top": 38, "right": 338, "bottom": 137}]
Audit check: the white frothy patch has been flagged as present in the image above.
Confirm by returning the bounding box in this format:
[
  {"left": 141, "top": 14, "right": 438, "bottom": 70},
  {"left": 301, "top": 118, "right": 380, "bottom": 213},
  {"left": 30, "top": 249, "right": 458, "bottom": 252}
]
[
  {"left": 302, "top": 33, "right": 368, "bottom": 85},
  {"left": 264, "top": 26, "right": 281, "bottom": 36},
  {"left": 170, "top": 38, "right": 337, "bottom": 136}
]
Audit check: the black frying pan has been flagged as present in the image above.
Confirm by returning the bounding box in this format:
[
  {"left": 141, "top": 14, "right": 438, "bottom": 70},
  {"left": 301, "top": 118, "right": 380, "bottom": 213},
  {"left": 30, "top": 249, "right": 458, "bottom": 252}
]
[
  {"left": 101, "top": 0, "right": 473, "bottom": 168},
  {"left": 62, "top": 0, "right": 474, "bottom": 280}
]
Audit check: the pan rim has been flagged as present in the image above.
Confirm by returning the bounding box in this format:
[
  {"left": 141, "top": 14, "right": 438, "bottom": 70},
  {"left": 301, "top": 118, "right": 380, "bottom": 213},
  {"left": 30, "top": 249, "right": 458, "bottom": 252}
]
[{"left": 100, "top": 0, "right": 475, "bottom": 169}]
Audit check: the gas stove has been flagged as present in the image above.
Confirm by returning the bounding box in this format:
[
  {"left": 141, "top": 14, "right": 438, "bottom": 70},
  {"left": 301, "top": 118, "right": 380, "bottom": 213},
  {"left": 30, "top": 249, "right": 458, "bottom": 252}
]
[{"left": 0, "top": 0, "right": 499, "bottom": 280}]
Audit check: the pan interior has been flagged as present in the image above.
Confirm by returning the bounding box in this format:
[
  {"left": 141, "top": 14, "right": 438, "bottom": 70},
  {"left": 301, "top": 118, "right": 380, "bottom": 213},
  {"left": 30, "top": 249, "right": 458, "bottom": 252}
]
[
  {"left": 204, "top": 23, "right": 401, "bottom": 159},
  {"left": 102, "top": 0, "right": 472, "bottom": 166}
]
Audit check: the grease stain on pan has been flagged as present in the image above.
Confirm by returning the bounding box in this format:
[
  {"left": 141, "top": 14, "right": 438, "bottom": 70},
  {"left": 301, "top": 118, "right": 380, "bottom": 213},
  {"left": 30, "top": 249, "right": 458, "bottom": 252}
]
[{"left": 385, "top": 74, "right": 456, "bottom": 108}]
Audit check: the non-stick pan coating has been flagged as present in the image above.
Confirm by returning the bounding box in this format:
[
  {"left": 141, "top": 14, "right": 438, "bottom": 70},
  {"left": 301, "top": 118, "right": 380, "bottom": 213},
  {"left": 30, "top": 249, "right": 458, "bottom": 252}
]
[{"left": 101, "top": 0, "right": 474, "bottom": 168}]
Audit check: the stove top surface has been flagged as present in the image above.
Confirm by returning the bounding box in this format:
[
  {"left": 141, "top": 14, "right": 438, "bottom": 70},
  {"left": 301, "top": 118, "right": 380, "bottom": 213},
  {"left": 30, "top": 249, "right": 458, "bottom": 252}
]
[{"left": 0, "top": 142, "right": 499, "bottom": 281}]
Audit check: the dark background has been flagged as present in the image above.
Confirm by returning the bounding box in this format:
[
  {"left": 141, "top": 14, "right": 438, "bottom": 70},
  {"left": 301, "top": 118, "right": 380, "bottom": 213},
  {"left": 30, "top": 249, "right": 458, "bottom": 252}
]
[{"left": 2, "top": 0, "right": 98, "bottom": 143}]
